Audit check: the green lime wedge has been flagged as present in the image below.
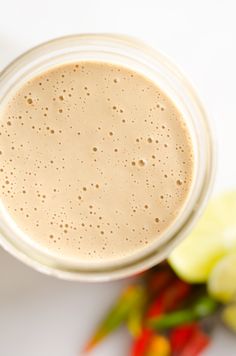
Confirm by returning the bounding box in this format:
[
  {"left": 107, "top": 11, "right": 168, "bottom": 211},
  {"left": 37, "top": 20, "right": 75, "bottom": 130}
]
[
  {"left": 222, "top": 303, "right": 236, "bottom": 333},
  {"left": 208, "top": 253, "right": 236, "bottom": 303},
  {"left": 169, "top": 192, "right": 236, "bottom": 283}
]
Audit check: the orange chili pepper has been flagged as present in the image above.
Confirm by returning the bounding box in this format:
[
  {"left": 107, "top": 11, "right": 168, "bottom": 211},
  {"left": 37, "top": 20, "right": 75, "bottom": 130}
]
[{"left": 145, "top": 335, "right": 171, "bottom": 356}]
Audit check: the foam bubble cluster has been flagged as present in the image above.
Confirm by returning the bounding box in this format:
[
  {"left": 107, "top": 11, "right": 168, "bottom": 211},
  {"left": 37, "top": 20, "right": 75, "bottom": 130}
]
[{"left": 0, "top": 62, "right": 194, "bottom": 262}]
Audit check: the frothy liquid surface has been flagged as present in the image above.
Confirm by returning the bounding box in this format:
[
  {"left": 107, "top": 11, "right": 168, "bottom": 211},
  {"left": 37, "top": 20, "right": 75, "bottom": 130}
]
[{"left": 0, "top": 62, "right": 193, "bottom": 262}]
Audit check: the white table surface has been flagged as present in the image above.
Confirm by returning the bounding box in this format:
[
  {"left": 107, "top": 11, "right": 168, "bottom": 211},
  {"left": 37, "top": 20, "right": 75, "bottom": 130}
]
[{"left": 0, "top": 1, "right": 236, "bottom": 355}]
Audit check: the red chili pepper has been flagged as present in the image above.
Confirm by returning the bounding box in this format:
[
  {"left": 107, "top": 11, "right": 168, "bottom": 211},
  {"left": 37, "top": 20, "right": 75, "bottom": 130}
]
[
  {"left": 170, "top": 323, "right": 210, "bottom": 356},
  {"left": 170, "top": 323, "right": 199, "bottom": 355},
  {"left": 146, "top": 298, "right": 164, "bottom": 318},
  {"left": 131, "top": 329, "right": 153, "bottom": 356},
  {"left": 146, "top": 279, "right": 191, "bottom": 319},
  {"left": 179, "top": 327, "right": 210, "bottom": 356},
  {"left": 147, "top": 268, "right": 175, "bottom": 296}
]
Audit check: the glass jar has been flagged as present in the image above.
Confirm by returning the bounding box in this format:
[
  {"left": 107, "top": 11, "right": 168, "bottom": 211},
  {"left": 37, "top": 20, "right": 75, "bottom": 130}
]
[{"left": 0, "top": 34, "right": 215, "bottom": 281}]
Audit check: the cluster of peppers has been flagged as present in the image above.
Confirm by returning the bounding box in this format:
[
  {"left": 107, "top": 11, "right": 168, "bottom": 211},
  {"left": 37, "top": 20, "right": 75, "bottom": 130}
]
[{"left": 84, "top": 263, "right": 220, "bottom": 355}]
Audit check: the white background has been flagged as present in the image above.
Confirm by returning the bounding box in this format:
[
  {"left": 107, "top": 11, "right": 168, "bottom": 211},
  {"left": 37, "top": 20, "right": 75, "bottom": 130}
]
[{"left": 0, "top": 0, "right": 236, "bottom": 355}]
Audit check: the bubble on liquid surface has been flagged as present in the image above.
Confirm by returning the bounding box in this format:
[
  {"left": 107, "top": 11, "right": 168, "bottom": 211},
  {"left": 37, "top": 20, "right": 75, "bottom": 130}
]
[{"left": 138, "top": 159, "right": 147, "bottom": 167}]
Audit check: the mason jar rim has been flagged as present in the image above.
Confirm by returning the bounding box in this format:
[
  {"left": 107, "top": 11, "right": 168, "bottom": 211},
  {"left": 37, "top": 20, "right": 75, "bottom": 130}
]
[{"left": 0, "top": 34, "right": 216, "bottom": 281}]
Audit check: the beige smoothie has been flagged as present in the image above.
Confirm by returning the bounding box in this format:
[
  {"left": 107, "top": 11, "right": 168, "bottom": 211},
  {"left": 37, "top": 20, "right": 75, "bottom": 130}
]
[{"left": 0, "top": 62, "right": 194, "bottom": 262}]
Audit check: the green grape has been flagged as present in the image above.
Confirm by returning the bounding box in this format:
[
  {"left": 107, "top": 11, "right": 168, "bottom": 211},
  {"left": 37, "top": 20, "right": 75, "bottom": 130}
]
[
  {"left": 208, "top": 253, "right": 236, "bottom": 303},
  {"left": 169, "top": 192, "right": 236, "bottom": 283}
]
